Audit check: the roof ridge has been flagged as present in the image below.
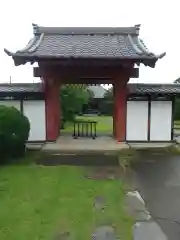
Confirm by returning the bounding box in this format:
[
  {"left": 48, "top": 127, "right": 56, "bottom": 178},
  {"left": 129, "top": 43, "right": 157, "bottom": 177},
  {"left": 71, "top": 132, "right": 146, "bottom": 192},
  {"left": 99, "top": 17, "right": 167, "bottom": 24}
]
[
  {"left": 136, "top": 38, "right": 153, "bottom": 56},
  {"left": 32, "top": 23, "right": 140, "bottom": 35},
  {"left": 127, "top": 34, "right": 143, "bottom": 55}
]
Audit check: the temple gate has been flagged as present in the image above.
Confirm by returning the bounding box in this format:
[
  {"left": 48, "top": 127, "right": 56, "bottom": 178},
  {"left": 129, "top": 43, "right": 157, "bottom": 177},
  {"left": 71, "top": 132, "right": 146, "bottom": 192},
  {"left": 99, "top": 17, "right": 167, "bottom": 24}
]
[{"left": 4, "top": 24, "right": 165, "bottom": 142}]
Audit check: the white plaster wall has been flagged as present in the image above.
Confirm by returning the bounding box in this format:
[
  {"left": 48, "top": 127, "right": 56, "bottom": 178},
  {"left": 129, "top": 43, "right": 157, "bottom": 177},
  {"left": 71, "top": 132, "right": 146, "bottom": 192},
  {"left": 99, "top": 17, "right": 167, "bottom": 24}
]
[
  {"left": 126, "top": 101, "right": 148, "bottom": 141},
  {"left": 0, "top": 100, "right": 20, "bottom": 111},
  {"left": 23, "top": 101, "right": 46, "bottom": 141},
  {"left": 150, "top": 101, "right": 172, "bottom": 141}
]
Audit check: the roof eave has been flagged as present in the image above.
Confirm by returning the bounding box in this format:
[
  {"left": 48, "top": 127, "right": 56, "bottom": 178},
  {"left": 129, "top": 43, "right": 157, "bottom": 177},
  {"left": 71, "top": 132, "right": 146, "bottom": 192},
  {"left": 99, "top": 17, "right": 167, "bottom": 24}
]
[
  {"left": 4, "top": 49, "right": 24, "bottom": 66},
  {"left": 157, "top": 52, "right": 166, "bottom": 59},
  {"left": 4, "top": 34, "right": 42, "bottom": 61},
  {"left": 10, "top": 55, "right": 159, "bottom": 68},
  {"left": 4, "top": 48, "right": 14, "bottom": 57}
]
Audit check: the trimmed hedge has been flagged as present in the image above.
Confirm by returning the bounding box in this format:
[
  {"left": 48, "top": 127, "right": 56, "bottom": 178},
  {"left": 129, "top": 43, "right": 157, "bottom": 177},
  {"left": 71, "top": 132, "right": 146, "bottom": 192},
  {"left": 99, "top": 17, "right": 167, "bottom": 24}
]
[{"left": 0, "top": 106, "right": 30, "bottom": 163}]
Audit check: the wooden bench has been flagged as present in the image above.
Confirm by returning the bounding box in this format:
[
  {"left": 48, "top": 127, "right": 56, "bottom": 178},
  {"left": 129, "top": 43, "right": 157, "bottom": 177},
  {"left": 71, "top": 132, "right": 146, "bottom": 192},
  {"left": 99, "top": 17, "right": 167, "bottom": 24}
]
[{"left": 72, "top": 120, "right": 97, "bottom": 139}]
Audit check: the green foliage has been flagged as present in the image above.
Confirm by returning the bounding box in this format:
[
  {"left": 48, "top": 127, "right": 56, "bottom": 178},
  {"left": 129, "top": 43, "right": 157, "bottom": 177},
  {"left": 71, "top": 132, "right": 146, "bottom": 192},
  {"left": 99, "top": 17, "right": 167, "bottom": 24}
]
[
  {"left": 0, "top": 105, "right": 30, "bottom": 162},
  {"left": 174, "top": 97, "right": 180, "bottom": 120},
  {"left": 60, "top": 85, "right": 93, "bottom": 123},
  {"left": 101, "top": 87, "right": 113, "bottom": 115},
  {"left": 103, "top": 87, "right": 113, "bottom": 99},
  {"left": 100, "top": 100, "right": 113, "bottom": 115}
]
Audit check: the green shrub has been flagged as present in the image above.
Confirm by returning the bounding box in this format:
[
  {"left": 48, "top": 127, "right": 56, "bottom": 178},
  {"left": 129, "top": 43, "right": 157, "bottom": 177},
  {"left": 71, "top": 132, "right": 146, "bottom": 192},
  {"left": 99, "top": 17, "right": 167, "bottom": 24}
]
[
  {"left": 174, "top": 97, "right": 180, "bottom": 120},
  {"left": 60, "top": 85, "right": 92, "bottom": 123},
  {"left": 0, "top": 105, "right": 30, "bottom": 163},
  {"left": 99, "top": 100, "right": 113, "bottom": 116}
]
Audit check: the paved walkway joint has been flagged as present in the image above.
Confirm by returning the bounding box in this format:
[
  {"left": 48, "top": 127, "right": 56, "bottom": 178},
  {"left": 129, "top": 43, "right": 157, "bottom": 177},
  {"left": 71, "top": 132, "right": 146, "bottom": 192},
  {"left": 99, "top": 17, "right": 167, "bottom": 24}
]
[{"left": 125, "top": 191, "right": 168, "bottom": 240}]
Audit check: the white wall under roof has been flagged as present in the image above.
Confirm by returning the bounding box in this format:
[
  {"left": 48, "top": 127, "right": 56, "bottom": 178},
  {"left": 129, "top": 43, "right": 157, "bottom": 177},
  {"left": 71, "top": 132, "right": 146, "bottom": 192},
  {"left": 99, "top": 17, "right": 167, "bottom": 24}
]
[
  {"left": 23, "top": 101, "right": 46, "bottom": 141},
  {"left": 150, "top": 101, "right": 172, "bottom": 141},
  {"left": 126, "top": 101, "right": 149, "bottom": 141},
  {"left": 126, "top": 100, "right": 173, "bottom": 141},
  {"left": 0, "top": 100, "right": 46, "bottom": 142}
]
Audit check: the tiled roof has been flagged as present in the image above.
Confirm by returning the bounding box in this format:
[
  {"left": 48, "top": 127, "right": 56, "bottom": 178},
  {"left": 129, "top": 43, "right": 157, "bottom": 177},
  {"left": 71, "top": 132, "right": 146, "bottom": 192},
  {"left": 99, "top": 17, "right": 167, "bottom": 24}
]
[
  {"left": 4, "top": 24, "right": 166, "bottom": 67},
  {"left": 0, "top": 83, "right": 179, "bottom": 95},
  {"left": 128, "top": 84, "right": 180, "bottom": 94},
  {"left": 0, "top": 83, "right": 43, "bottom": 93}
]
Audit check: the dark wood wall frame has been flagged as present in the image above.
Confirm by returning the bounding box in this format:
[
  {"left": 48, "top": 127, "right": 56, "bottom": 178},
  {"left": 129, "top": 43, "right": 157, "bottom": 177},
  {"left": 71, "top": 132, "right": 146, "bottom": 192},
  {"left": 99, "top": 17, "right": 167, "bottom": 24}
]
[
  {"left": 20, "top": 99, "right": 23, "bottom": 114},
  {"left": 147, "top": 95, "right": 151, "bottom": 141},
  {"left": 150, "top": 94, "right": 172, "bottom": 101},
  {"left": 171, "top": 95, "right": 175, "bottom": 141},
  {"left": 0, "top": 92, "right": 45, "bottom": 100}
]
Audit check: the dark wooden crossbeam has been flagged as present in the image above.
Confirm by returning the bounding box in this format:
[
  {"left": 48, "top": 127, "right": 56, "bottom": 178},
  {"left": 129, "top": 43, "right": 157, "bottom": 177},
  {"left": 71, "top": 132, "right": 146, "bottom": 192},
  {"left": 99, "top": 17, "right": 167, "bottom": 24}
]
[{"left": 33, "top": 66, "right": 139, "bottom": 79}]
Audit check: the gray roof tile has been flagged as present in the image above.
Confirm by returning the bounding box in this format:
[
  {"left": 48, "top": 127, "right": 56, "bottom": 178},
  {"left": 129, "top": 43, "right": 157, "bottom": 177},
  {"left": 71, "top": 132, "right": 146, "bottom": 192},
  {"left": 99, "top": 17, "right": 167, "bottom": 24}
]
[
  {"left": 4, "top": 24, "right": 165, "bottom": 67},
  {"left": 0, "top": 83, "right": 42, "bottom": 93},
  {"left": 27, "top": 35, "right": 147, "bottom": 58},
  {"left": 128, "top": 84, "right": 180, "bottom": 94},
  {"left": 0, "top": 83, "right": 180, "bottom": 95}
]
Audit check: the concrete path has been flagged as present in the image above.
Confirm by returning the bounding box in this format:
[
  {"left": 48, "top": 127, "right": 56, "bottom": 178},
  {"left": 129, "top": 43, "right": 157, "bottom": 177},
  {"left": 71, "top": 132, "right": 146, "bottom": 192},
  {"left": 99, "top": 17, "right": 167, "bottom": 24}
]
[
  {"left": 27, "top": 140, "right": 175, "bottom": 152},
  {"left": 128, "top": 142, "right": 174, "bottom": 149},
  {"left": 41, "top": 136, "right": 129, "bottom": 153},
  {"left": 133, "top": 152, "right": 180, "bottom": 240},
  {"left": 125, "top": 191, "right": 167, "bottom": 240},
  {"left": 29, "top": 135, "right": 175, "bottom": 153}
]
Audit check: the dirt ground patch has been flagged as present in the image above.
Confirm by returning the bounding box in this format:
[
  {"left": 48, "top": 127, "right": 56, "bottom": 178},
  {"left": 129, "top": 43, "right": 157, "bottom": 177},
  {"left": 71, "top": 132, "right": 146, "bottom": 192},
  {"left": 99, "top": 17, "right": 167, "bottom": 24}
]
[
  {"left": 84, "top": 166, "right": 123, "bottom": 180},
  {"left": 36, "top": 153, "right": 119, "bottom": 166}
]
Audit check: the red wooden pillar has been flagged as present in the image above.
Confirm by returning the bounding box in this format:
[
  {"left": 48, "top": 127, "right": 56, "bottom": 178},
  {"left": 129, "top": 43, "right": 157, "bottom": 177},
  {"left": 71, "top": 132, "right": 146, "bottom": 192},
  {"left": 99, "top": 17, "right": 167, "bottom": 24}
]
[
  {"left": 44, "top": 78, "right": 61, "bottom": 141},
  {"left": 113, "top": 85, "right": 116, "bottom": 137},
  {"left": 113, "top": 75, "right": 129, "bottom": 142}
]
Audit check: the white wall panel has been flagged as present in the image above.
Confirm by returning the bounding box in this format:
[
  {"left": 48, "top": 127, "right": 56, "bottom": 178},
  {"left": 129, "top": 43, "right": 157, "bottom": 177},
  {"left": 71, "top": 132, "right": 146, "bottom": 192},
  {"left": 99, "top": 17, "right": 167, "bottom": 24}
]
[
  {"left": 150, "top": 101, "right": 172, "bottom": 141},
  {"left": 126, "top": 101, "right": 148, "bottom": 141},
  {"left": 0, "top": 100, "right": 20, "bottom": 111},
  {"left": 23, "top": 101, "right": 46, "bottom": 141}
]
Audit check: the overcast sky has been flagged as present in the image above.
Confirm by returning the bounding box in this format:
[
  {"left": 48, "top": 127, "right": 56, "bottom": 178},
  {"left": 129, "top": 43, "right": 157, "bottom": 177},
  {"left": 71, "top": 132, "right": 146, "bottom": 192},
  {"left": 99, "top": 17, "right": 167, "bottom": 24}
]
[{"left": 1, "top": 0, "right": 179, "bottom": 84}]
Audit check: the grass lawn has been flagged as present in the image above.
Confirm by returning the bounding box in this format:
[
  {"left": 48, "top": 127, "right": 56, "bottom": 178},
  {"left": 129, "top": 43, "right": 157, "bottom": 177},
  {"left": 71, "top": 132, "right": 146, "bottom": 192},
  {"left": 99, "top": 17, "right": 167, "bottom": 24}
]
[
  {"left": 61, "top": 115, "right": 113, "bottom": 135},
  {"left": 0, "top": 154, "right": 133, "bottom": 240},
  {"left": 174, "top": 120, "right": 180, "bottom": 128}
]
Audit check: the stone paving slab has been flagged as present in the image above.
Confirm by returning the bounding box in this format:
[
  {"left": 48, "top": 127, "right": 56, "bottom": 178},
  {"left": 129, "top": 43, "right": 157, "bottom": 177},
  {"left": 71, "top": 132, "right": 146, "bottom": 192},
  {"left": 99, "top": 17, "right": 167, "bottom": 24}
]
[
  {"left": 125, "top": 191, "right": 168, "bottom": 240},
  {"left": 133, "top": 222, "right": 168, "bottom": 240},
  {"left": 128, "top": 142, "right": 174, "bottom": 149},
  {"left": 125, "top": 191, "right": 151, "bottom": 221},
  {"left": 26, "top": 143, "right": 44, "bottom": 150},
  {"left": 27, "top": 137, "right": 176, "bottom": 152},
  {"left": 42, "top": 137, "right": 129, "bottom": 153}
]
